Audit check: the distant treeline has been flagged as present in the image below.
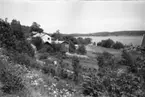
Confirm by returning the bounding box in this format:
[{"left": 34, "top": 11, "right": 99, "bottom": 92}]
[{"left": 69, "top": 30, "right": 145, "bottom": 36}]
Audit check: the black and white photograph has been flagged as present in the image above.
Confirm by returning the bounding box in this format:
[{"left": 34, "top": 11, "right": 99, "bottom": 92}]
[{"left": 0, "top": 0, "right": 145, "bottom": 97}]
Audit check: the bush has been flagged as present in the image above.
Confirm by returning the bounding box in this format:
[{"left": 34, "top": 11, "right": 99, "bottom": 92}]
[
  {"left": 97, "top": 39, "right": 115, "bottom": 48},
  {"left": 0, "top": 59, "right": 24, "bottom": 94},
  {"left": 10, "top": 53, "right": 40, "bottom": 69},
  {"left": 31, "top": 36, "right": 43, "bottom": 50},
  {"left": 39, "top": 53, "right": 49, "bottom": 60},
  {"left": 96, "top": 52, "right": 113, "bottom": 68},
  {"left": 42, "top": 64, "right": 56, "bottom": 76},
  {"left": 38, "top": 43, "right": 54, "bottom": 53},
  {"left": 77, "top": 45, "right": 86, "bottom": 55},
  {"left": 72, "top": 57, "right": 81, "bottom": 83},
  {"left": 69, "top": 41, "right": 76, "bottom": 53},
  {"left": 112, "top": 41, "right": 124, "bottom": 49},
  {"left": 15, "top": 40, "right": 35, "bottom": 57},
  {"left": 0, "top": 19, "right": 16, "bottom": 49},
  {"left": 0, "top": 19, "right": 35, "bottom": 57},
  {"left": 82, "top": 51, "right": 145, "bottom": 97},
  {"left": 51, "top": 43, "right": 62, "bottom": 52},
  {"left": 82, "top": 72, "right": 104, "bottom": 97}
]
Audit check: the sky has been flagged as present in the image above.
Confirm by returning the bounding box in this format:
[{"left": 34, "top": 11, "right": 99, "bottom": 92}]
[{"left": 0, "top": 0, "right": 145, "bottom": 34}]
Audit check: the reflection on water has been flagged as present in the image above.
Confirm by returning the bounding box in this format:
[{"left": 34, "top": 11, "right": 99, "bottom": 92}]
[{"left": 80, "top": 36, "right": 143, "bottom": 46}]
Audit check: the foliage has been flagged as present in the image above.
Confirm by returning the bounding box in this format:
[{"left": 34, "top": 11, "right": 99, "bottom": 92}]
[
  {"left": 9, "top": 53, "right": 40, "bottom": 69},
  {"left": 0, "top": 59, "right": 24, "bottom": 94},
  {"left": 0, "top": 19, "right": 16, "bottom": 49},
  {"left": 51, "top": 30, "right": 63, "bottom": 40},
  {"left": 69, "top": 41, "right": 76, "bottom": 53},
  {"left": 63, "top": 35, "right": 78, "bottom": 44},
  {"left": 120, "top": 50, "right": 134, "bottom": 68},
  {"left": 77, "top": 45, "right": 86, "bottom": 55},
  {"left": 96, "top": 52, "right": 114, "bottom": 68},
  {"left": 97, "top": 38, "right": 115, "bottom": 48},
  {"left": 11, "top": 19, "right": 25, "bottom": 40},
  {"left": 82, "top": 72, "right": 105, "bottom": 97},
  {"left": 39, "top": 53, "right": 49, "bottom": 60},
  {"left": 31, "top": 36, "right": 44, "bottom": 50},
  {"left": 77, "top": 37, "right": 92, "bottom": 45},
  {"left": 82, "top": 51, "right": 145, "bottom": 97},
  {"left": 72, "top": 57, "right": 81, "bottom": 83},
  {"left": 38, "top": 43, "right": 54, "bottom": 53},
  {"left": 0, "top": 19, "right": 34, "bottom": 57},
  {"left": 15, "top": 40, "right": 35, "bottom": 57},
  {"left": 112, "top": 41, "right": 124, "bottom": 49},
  {"left": 93, "top": 42, "right": 96, "bottom": 45},
  {"left": 51, "top": 43, "right": 62, "bottom": 52},
  {"left": 30, "top": 22, "right": 43, "bottom": 34}
]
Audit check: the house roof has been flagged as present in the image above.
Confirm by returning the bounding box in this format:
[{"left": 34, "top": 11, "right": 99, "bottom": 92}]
[{"left": 62, "top": 41, "right": 69, "bottom": 44}]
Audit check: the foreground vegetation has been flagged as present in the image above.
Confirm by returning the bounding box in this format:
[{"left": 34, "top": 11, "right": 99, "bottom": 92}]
[
  {"left": 97, "top": 38, "right": 124, "bottom": 49},
  {"left": 0, "top": 18, "right": 145, "bottom": 97}
]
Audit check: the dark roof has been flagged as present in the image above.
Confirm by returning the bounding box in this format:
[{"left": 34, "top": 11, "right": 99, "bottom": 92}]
[{"left": 62, "top": 41, "right": 69, "bottom": 44}]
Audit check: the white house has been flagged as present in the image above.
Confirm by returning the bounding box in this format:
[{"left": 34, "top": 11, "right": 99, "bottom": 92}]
[{"left": 32, "top": 31, "right": 52, "bottom": 43}]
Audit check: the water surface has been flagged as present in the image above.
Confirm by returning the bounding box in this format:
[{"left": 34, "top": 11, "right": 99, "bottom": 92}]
[{"left": 80, "top": 36, "right": 143, "bottom": 46}]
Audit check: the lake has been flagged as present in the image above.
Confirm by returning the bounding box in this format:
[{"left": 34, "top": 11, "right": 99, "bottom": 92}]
[{"left": 79, "top": 36, "right": 143, "bottom": 46}]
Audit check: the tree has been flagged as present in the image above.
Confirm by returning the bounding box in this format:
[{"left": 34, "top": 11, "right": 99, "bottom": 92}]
[
  {"left": 112, "top": 41, "right": 124, "bottom": 49},
  {"left": 51, "top": 30, "right": 63, "bottom": 40},
  {"left": 77, "top": 37, "right": 84, "bottom": 44},
  {"left": 30, "top": 22, "right": 43, "bottom": 34},
  {"left": 0, "top": 19, "right": 16, "bottom": 49},
  {"left": 0, "top": 18, "right": 34, "bottom": 57},
  {"left": 31, "top": 37, "right": 43, "bottom": 50},
  {"left": 11, "top": 19, "right": 25, "bottom": 40},
  {"left": 77, "top": 45, "right": 86, "bottom": 55},
  {"left": 63, "top": 35, "right": 78, "bottom": 44},
  {"left": 69, "top": 41, "right": 76, "bottom": 53},
  {"left": 72, "top": 57, "right": 81, "bottom": 84},
  {"left": 97, "top": 39, "right": 115, "bottom": 48},
  {"left": 84, "top": 38, "right": 92, "bottom": 45}
]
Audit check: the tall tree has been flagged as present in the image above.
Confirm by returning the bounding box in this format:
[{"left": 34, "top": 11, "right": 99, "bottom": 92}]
[
  {"left": 30, "top": 22, "right": 43, "bottom": 35},
  {"left": 11, "top": 19, "right": 24, "bottom": 40}
]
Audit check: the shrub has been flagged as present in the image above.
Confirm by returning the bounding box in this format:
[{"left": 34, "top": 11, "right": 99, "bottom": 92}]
[
  {"left": 0, "top": 59, "right": 24, "bottom": 94},
  {"left": 97, "top": 39, "right": 115, "bottom": 48},
  {"left": 51, "top": 43, "right": 62, "bottom": 52},
  {"left": 97, "top": 42, "right": 102, "bottom": 46},
  {"left": 77, "top": 45, "right": 86, "bottom": 55},
  {"left": 69, "top": 41, "right": 76, "bottom": 53},
  {"left": 0, "top": 19, "right": 34, "bottom": 57},
  {"left": 31, "top": 36, "right": 43, "bottom": 50},
  {"left": 39, "top": 53, "right": 49, "bottom": 60},
  {"left": 38, "top": 43, "right": 54, "bottom": 53},
  {"left": 112, "top": 41, "right": 124, "bottom": 49},
  {"left": 82, "top": 51, "right": 145, "bottom": 97},
  {"left": 15, "top": 40, "right": 35, "bottom": 57},
  {"left": 10, "top": 53, "right": 40, "bottom": 69},
  {"left": 72, "top": 57, "right": 81, "bottom": 83},
  {"left": 42, "top": 64, "right": 56, "bottom": 76},
  {"left": 96, "top": 52, "right": 113, "bottom": 68},
  {"left": 93, "top": 42, "right": 96, "bottom": 45},
  {"left": 0, "top": 19, "right": 16, "bottom": 49},
  {"left": 82, "top": 72, "right": 104, "bottom": 97}
]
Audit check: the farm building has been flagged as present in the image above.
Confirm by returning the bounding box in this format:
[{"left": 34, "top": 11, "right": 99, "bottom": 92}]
[{"left": 32, "top": 32, "right": 52, "bottom": 43}]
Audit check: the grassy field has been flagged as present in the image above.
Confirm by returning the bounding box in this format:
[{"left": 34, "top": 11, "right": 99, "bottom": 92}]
[{"left": 86, "top": 45, "right": 122, "bottom": 59}]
